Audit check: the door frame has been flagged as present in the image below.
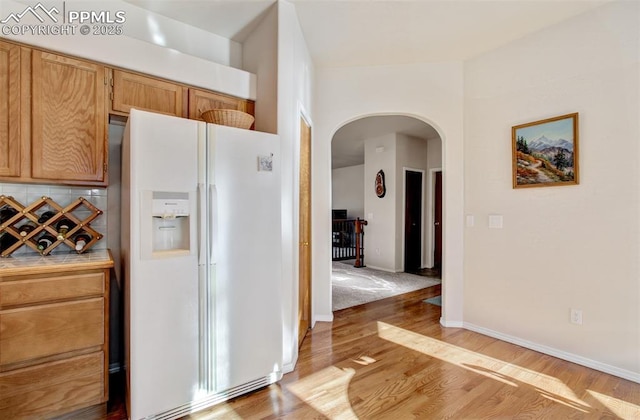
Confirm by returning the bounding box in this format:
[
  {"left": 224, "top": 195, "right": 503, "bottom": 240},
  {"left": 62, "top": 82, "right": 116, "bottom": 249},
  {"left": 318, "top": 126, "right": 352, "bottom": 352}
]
[
  {"left": 428, "top": 167, "right": 442, "bottom": 268},
  {"left": 297, "top": 110, "right": 313, "bottom": 349},
  {"left": 401, "top": 167, "right": 425, "bottom": 271}
]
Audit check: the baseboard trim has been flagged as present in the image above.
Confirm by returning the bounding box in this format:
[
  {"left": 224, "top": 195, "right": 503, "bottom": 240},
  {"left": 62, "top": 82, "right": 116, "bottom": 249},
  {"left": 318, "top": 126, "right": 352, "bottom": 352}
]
[
  {"left": 282, "top": 362, "right": 295, "bottom": 374},
  {"left": 363, "top": 265, "right": 398, "bottom": 273},
  {"left": 440, "top": 317, "right": 464, "bottom": 328},
  {"left": 315, "top": 313, "right": 334, "bottom": 323},
  {"left": 464, "top": 322, "right": 640, "bottom": 384}
]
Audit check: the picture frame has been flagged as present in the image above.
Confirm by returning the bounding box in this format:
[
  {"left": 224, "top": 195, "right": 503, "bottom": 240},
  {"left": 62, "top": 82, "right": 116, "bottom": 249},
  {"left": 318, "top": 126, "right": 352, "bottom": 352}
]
[{"left": 512, "top": 113, "right": 579, "bottom": 188}]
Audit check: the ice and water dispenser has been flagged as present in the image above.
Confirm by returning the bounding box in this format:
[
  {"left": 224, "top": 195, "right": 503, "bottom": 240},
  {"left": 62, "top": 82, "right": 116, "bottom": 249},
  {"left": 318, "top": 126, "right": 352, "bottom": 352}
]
[{"left": 150, "top": 192, "right": 191, "bottom": 254}]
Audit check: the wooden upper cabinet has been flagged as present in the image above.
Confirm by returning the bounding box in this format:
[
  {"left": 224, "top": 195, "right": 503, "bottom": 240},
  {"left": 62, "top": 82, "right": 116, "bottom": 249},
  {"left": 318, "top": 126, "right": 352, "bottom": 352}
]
[
  {"left": 31, "top": 51, "right": 107, "bottom": 185},
  {"left": 111, "top": 70, "right": 185, "bottom": 117},
  {"left": 188, "top": 88, "right": 255, "bottom": 123},
  {"left": 0, "top": 41, "right": 23, "bottom": 178}
]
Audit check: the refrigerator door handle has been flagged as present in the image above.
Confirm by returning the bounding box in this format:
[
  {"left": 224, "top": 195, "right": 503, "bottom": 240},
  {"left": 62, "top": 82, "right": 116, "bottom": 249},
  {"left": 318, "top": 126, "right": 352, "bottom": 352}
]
[
  {"left": 198, "top": 183, "right": 207, "bottom": 265},
  {"left": 210, "top": 184, "right": 218, "bottom": 264}
]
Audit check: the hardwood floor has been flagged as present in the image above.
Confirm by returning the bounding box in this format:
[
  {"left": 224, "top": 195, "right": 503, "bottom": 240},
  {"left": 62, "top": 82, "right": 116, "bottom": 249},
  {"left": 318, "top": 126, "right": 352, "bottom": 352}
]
[{"left": 107, "top": 285, "right": 640, "bottom": 419}]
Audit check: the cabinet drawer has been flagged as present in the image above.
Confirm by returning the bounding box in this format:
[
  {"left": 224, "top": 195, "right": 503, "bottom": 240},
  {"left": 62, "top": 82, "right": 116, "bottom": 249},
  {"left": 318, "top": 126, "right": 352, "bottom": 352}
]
[
  {"left": 0, "top": 271, "right": 105, "bottom": 307},
  {"left": 0, "top": 351, "right": 104, "bottom": 419},
  {"left": 0, "top": 298, "right": 104, "bottom": 366}
]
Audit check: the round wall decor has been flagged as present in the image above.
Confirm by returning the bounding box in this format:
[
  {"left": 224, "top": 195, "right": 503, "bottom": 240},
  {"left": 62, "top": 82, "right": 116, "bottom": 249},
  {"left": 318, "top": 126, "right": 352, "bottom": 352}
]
[{"left": 375, "top": 170, "right": 386, "bottom": 198}]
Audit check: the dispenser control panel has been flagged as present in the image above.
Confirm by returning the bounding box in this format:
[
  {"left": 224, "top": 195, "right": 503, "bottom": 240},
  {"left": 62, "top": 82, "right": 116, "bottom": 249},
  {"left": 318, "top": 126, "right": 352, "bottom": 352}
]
[
  {"left": 151, "top": 200, "right": 189, "bottom": 217},
  {"left": 152, "top": 195, "right": 190, "bottom": 218}
]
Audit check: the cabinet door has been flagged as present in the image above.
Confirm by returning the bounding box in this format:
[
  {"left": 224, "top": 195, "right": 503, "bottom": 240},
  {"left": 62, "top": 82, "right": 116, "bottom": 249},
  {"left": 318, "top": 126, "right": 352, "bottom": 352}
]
[
  {"left": 188, "top": 88, "right": 254, "bottom": 122},
  {"left": 31, "top": 51, "right": 107, "bottom": 185},
  {"left": 111, "top": 69, "right": 184, "bottom": 117},
  {"left": 0, "top": 41, "right": 22, "bottom": 177}
]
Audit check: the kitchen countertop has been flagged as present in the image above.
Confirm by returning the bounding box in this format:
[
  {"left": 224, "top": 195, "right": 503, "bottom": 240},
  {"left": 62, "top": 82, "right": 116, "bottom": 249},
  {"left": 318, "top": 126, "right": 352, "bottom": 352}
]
[{"left": 0, "top": 249, "right": 114, "bottom": 276}]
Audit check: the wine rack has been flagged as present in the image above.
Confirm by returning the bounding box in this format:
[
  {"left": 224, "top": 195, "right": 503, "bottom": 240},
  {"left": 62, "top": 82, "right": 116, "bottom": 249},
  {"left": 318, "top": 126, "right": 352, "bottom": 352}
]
[{"left": 0, "top": 195, "right": 104, "bottom": 257}]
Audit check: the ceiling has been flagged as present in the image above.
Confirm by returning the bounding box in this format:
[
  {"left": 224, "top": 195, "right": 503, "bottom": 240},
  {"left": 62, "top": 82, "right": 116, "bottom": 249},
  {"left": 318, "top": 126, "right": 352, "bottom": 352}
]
[
  {"left": 332, "top": 116, "right": 439, "bottom": 169},
  {"left": 124, "top": 0, "right": 609, "bottom": 67},
  {"left": 123, "top": 0, "right": 610, "bottom": 168}
]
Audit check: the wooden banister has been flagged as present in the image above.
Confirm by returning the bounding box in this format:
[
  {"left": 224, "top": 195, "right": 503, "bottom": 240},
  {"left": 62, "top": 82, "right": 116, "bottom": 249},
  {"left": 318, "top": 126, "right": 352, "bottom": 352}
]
[
  {"left": 331, "top": 217, "right": 367, "bottom": 267},
  {"left": 354, "top": 218, "right": 368, "bottom": 268}
]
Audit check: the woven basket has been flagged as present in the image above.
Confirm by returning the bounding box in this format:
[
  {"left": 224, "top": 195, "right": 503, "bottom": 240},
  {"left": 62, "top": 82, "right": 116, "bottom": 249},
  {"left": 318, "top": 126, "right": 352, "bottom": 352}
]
[{"left": 201, "top": 109, "right": 254, "bottom": 129}]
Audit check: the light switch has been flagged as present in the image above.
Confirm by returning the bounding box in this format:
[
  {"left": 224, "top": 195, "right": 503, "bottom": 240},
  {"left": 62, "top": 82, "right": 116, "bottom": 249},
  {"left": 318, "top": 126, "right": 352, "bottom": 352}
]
[
  {"left": 367, "top": 213, "right": 374, "bottom": 220},
  {"left": 466, "top": 215, "right": 475, "bottom": 227},
  {"left": 489, "top": 215, "right": 503, "bottom": 229}
]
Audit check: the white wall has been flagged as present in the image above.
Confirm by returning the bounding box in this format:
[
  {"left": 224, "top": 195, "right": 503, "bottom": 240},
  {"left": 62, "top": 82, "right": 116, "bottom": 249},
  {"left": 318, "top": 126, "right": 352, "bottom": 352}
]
[
  {"left": 1, "top": 0, "right": 255, "bottom": 99},
  {"left": 331, "top": 165, "right": 364, "bottom": 219},
  {"left": 314, "top": 62, "right": 465, "bottom": 325},
  {"left": 243, "top": 4, "right": 278, "bottom": 133},
  {"left": 363, "top": 134, "right": 397, "bottom": 271},
  {"left": 396, "top": 134, "right": 429, "bottom": 271},
  {"left": 427, "top": 138, "right": 442, "bottom": 170},
  {"left": 464, "top": 0, "right": 639, "bottom": 380},
  {"left": 2, "top": 0, "right": 242, "bottom": 67},
  {"left": 355, "top": 132, "right": 430, "bottom": 272},
  {"left": 277, "top": 0, "right": 315, "bottom": 372}
]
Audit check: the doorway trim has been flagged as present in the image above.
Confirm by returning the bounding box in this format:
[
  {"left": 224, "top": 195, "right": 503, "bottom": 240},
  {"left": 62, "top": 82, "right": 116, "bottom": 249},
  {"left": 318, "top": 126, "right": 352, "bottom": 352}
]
[
  {"left": 298, "top": 111, "right": 313, "bottom": 351},
  {"left": 401, "top": 167, "right": 426, "bottom": 271},
  {"left": 427, "top": 167, "right": 442, "bottom": 268},
  {"left": 326, "top": 112, "right": 462, "bottom": 328}
]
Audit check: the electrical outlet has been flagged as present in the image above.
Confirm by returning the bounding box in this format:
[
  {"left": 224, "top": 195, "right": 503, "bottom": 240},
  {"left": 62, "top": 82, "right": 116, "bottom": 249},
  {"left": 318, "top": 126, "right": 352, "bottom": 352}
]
[
  {"left": 570, "top": 308, "right": 583, "bottom": 325},
  {"left": 375, "top": 248, "right": 380, "bottom": 255}
]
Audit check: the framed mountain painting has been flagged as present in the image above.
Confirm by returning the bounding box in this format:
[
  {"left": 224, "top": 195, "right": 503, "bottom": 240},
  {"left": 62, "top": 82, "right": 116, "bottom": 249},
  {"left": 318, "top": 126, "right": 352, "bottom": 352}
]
[{"left": 512, "top": 113, "right": 579, "bottom": 188}]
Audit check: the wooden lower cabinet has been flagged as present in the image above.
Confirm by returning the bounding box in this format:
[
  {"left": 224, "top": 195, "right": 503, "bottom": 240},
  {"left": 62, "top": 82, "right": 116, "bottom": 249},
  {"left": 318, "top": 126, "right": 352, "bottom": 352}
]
[
  {"left": 0, "top": 352, "right": 105, "bottom": 419},
  {"left": 0, "top": 256, "right": 112, "bottom": 419}
]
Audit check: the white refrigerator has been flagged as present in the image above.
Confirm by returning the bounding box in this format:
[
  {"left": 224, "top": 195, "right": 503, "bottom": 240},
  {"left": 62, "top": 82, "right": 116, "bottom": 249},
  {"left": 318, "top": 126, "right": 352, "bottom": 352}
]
[{"left": 121, "top": 109, "right": 283, "bottom": 420}]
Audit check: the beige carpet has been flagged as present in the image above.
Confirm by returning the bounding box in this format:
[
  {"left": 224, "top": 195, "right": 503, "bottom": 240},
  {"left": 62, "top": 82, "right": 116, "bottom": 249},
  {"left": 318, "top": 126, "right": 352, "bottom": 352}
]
[{"left": 332, "top": 262, "right": 441, "bottom": 311}]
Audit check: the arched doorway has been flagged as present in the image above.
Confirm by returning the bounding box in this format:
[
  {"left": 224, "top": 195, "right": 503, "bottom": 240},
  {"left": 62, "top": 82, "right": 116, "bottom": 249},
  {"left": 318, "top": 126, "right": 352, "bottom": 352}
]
[{"left": 329, "top": 115, "right": 443, "bottom": 310}]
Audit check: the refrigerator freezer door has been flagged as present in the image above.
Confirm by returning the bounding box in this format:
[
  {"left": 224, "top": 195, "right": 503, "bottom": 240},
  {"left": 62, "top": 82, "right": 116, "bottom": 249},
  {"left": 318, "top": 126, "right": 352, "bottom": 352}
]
[
  {"left": 124, "top": 110, "right": 202, "bottom": 419},
  {"left": 207, "top": 124, "right": 283, "bottom": 391}
]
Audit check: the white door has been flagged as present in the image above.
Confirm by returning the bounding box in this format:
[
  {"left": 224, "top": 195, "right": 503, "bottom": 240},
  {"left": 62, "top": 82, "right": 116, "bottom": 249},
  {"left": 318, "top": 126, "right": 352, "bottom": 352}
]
[{"left": 126, "top": 110, "right": 201, "bottom": 419}]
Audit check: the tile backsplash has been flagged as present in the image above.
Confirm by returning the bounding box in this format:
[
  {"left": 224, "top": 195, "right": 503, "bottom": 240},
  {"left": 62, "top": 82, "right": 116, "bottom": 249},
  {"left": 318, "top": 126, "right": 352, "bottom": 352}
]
[{"left": 0, "top": 183, "right": 108, "bottom": 256}]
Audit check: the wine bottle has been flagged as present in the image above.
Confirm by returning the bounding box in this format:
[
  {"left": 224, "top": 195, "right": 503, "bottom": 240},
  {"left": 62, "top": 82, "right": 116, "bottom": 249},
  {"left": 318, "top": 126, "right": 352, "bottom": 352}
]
[
  {"left": 56, "top": 218, "right": 77, "bottom": 240},
  {"left": 37, "top": 232, "right": 57, "bottom": 251},
  {"left": 73, "top": 232, "right": 92, "bottom": 251},
  {"left": 0, "top": 232, "right": 18, "bottom": 252},
  {"left": 0, "top": 206, "right": 18, "bottom": 224},
  {"left": 38, "top": 211, "right": 56, "bottom": 224},
  {"left": 18, "top": 221, "right": 37, "bottom": 237}
]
